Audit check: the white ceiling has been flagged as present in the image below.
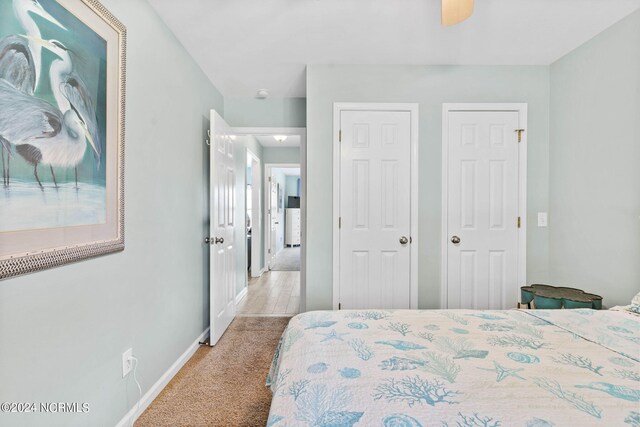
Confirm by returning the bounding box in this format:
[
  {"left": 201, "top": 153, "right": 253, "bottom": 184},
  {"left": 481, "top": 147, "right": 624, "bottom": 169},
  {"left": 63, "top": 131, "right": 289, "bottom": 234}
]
[
  {"left": 255, "top": 135, "right": 301, "bottom": 148},
  {"left": 148, "top": 0, "right": 640, "bottom": 97}
]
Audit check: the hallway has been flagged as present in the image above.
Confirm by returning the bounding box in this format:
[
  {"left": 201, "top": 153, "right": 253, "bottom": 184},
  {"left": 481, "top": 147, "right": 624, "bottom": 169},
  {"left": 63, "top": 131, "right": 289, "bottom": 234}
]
[{"left": 237, "top": 271, "right": 300, "bottom": 316}]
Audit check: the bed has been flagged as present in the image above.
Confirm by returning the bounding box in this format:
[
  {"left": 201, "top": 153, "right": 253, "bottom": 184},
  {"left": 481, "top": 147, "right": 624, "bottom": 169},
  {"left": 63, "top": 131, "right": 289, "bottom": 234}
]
[{"left": 266, "top": 308, "right": 639, "bottom": 426}]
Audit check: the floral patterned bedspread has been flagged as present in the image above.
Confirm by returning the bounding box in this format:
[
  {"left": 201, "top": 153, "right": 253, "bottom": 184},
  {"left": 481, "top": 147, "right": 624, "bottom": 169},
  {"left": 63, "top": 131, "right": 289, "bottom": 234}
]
[{"left": 266, "top": 309, "right": 640, "bottom": 427}]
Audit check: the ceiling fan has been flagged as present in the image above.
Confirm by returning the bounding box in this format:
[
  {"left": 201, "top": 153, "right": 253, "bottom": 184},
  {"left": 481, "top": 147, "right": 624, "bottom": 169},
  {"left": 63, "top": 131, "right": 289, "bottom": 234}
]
[{"left": 442, "top": 0, "right": 474, "bottom": 26}]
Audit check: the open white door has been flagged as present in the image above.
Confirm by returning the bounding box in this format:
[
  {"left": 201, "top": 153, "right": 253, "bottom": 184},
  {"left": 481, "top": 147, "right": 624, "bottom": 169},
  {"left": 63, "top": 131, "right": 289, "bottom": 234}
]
[{"left": 208, "top": 110, "right": 236, "bottom": 346}]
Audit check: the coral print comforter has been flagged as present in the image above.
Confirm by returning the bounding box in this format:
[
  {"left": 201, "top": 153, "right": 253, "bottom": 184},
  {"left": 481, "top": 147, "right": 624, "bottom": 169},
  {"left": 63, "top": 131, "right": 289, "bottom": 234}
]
[{"left": 267, "top": 309, "right": 640, "bottom": 427}]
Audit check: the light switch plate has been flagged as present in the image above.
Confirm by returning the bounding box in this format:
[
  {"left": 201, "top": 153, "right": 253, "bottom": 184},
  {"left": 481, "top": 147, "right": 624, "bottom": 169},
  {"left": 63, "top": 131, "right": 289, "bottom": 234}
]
[{"left": 538, "top": 212, "right": 548, "bottom": 227}]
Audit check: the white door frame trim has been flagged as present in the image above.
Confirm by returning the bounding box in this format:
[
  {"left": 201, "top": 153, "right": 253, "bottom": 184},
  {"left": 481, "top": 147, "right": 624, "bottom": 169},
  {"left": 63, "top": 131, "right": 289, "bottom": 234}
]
[
  {"left": 332, "top": 103, "right": 420, "bottom": 310},
  {"left": 246, "top": 148, "right": 262, "bottom": 278},
  {"left": 264, "top": 163, "right": 302, "bottom": 269},
  {"left": 441, "top": 103, "right": 528, "bottom": 309}
]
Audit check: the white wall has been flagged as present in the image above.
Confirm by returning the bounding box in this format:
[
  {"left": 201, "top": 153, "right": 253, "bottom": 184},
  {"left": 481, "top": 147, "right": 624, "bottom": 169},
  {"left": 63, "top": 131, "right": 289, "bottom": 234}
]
[
  {"left": 306, "top": 65, "right": 551, "bottom": 310},
  {"left": 0, "top": 1, "right": 224, "bottom": 426},
  {"left": 549, "top": 10, "right": 640, "bottom": 307}
]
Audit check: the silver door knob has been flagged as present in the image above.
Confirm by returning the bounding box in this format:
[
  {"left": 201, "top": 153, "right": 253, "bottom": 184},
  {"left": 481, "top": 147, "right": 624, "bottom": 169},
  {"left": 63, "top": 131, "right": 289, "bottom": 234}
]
[
  {"left": 204, "top": 237, "right": 211, "bottom": 244},
  {"left": 451, "top": 236, "right": 461, "bottom": 244},
  {"left": 399, "top": 236, "right": 409, "bottom": 245},
  {"left": 215, "top": 237, "right": 224, "bottom": 244}
]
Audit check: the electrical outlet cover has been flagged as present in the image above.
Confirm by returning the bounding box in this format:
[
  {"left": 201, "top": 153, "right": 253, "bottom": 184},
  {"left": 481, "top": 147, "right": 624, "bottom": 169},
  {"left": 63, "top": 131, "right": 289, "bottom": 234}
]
[{"left": 122, "top": 348, "right": 133, "bottom": 378}]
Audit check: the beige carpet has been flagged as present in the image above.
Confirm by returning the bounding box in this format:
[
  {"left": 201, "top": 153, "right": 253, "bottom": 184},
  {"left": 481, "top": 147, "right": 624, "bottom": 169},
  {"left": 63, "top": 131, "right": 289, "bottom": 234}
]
[{"left": 135, "top": 317, "right": 290, "bottom": 427}]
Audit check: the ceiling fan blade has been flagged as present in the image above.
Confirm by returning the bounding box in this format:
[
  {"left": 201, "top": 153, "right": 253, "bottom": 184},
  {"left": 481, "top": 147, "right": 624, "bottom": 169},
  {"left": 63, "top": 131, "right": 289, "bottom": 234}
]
[{"left": 442, "top": 0, "right": 474, "bottom": 26}]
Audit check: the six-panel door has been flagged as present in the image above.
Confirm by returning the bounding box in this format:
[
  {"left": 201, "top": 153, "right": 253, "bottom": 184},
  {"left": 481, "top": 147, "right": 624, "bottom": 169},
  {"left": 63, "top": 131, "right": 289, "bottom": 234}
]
[
  {"left": 339, "top": 110, "right": 412, "bottom": 309},
  {"left": 209, "top": 110, "right": 236, "bottom": 346},
  {"left": 446, "top": 111, "right": 520, "bottom": 309}
]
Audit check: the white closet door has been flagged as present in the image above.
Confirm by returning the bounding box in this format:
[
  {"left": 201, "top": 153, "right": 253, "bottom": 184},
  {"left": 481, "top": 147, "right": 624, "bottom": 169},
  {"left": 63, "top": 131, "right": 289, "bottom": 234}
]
[
  {"left": 446, "top": 111, "right": 520, "bottom": 309},
  {"left": 339, "top": 110, "right": 412, "bottom": 309}
]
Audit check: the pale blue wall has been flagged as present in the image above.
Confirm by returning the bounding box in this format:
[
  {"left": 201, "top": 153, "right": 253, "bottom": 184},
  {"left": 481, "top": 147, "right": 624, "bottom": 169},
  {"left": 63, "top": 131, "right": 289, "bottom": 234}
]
[
  {"left": 263, "top": 147, "right": 301, "bottom": 164},
  {"left": 306, "top": 65, "right": 551, "bottom": 310},
  {"left": 285, "top": 175, "right": 301, "bottom": 208},
  {"left": 225, "top": 97, "right": 306, "bottom": 127},
  {"left": 549, "top": 10, "right": 640, "bottom": 307},
  {"left": 0, "top": 1, "right": 224, "bottom": 426}
]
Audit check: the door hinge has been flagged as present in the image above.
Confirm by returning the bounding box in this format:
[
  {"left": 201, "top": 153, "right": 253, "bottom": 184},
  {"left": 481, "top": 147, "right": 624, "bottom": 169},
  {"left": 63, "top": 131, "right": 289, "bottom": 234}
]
[
  {"left": 339, "top": 130, "right": 342, "bottom": 142},
  {"left": 268, "top": 249, "right": 271, "bottom": 254},
  {"left": 268, "top": 176, "right": 271, "bottom": 182},
  {"left": 339, "top": 217, "right": 342, "bottom": 228},
  {"left": 515, "top": 129, "right": 525, "bottom": 143},
  {"left": 517, "top": 216, "right": 521, "bottom": 228},
  {"left": 338, "top": 303, "right": 341, "bottom": 310}
]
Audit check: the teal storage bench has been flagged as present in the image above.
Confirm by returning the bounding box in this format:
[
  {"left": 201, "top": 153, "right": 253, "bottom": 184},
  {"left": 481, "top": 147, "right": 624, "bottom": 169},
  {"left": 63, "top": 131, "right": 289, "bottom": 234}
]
[{"left": 520, "top": 284, "right": 602, "bottom": 310}]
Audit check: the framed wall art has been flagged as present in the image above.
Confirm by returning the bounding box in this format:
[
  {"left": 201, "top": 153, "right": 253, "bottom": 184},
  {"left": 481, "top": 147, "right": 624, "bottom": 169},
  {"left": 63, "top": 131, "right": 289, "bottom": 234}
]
[{"left": 0, "top": 0, "right": 126, "bottom": 279}]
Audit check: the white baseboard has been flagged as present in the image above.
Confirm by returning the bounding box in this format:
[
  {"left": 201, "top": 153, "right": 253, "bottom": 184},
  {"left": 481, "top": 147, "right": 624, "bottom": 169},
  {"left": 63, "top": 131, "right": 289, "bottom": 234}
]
[
  {"left": 251, "top": 267, "right": 266, "bottom": 278},
  {"left": 251, "top": 267, "right": 267, "bottom": 279},
  {"left": 115, "top": 328, "right": 210, "bottom": 427},
  {"left": 235, "top": 287, "right": 248, "bottom": 304}
]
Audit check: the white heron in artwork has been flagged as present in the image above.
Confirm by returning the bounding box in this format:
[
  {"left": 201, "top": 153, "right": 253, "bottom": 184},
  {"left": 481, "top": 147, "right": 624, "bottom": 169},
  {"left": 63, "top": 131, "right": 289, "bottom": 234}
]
[
  {"left": 0, "top": 78, "right": 98, "bottom": 190},
  {"left": 0, "top": 0, "right": 66, "bottom": 186},
  {"left": 24, "top": 37, "right": 103, "bottom": 186},
  {"left": 12, "top": 0, "right": 67, "bottom": 90},
  {"left": 6, "top": 36, "right": 102, "bottom": 188},
  {"left": 0, "top": 35, "right": 33, "bottom": 186}
]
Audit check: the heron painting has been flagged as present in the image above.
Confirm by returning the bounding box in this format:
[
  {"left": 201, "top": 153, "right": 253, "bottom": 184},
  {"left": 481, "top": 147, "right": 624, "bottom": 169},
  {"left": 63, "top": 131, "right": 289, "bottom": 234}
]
[
  {"left": 0, "top": 0, "right": 126, "bottom": 279},
  {"left": 0, "top": 0, "right": 106, "bottom": 230}
]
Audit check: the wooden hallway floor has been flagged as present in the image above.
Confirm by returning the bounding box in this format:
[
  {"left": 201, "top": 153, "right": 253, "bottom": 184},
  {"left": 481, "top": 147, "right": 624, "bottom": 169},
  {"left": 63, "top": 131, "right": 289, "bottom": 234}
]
[{"left": 236, "top": 270, "right": 300, "bottom": 316}]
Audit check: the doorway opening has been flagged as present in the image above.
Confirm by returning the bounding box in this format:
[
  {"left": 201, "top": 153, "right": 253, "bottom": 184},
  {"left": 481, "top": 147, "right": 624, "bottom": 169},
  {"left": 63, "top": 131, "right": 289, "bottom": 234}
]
[
  {"left": 246, "top": 150, "right": 262, "bottom": 281},
  {"left": 235, "top": 128, "right": 305, "bottom": 317},
  {"left": 266, "top": 165, "right": 301, "bottom": 272}
]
